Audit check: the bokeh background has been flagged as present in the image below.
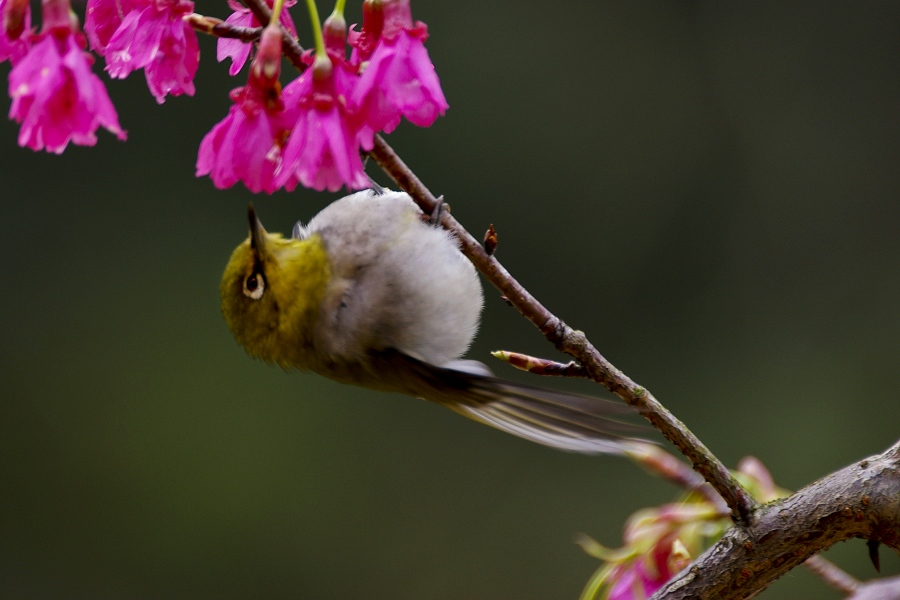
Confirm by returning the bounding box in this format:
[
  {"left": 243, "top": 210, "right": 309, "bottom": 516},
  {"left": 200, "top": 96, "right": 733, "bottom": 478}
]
[{"left": 2, "top": 1, "right": 899, "bottom": 598}]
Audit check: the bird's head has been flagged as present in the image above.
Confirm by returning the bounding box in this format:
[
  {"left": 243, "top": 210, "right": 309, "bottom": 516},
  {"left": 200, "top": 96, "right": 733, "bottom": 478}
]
[{"left": 220, "top": 204, "right": 331, "bottom": 367}]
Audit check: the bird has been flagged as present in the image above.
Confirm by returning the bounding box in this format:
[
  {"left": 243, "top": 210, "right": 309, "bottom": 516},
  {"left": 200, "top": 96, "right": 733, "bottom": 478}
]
[{"left": 220, "top": 189, "right": 645, "bottom": 455}]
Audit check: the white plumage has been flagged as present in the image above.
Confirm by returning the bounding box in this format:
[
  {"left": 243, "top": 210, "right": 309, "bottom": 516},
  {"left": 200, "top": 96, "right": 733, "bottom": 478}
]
[{"left": 297, "top": 190, "right": 483, "bottom": 367}]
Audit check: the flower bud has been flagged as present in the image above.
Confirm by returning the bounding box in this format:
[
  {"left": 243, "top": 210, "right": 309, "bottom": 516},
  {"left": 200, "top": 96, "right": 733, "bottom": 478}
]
[
  {"left": 668, "top": 538, "right": 692, "bottom": 572},
  {"left": 312, "top": 53, "right": 333, "bottom": 81},
  {"left": 40, "top": 0, "right": 76, "bottom": 32},
  {"left": 3, "top": 0, "right": 29, "bottom": 40},
  {"left": 323, "top": 11, "right": 346, "bottom": 55},
  {"left": 348, "top": 0, "right": 383, "bottom": 63},
  {"left": 361, "top": 0, "right": 384, "bottom": 39},
  {"left": 253, "top": 24, "right": 283, "bottom": 84},
  {"left": 381, "top": 0, "right": 411, "bottom": 39}
]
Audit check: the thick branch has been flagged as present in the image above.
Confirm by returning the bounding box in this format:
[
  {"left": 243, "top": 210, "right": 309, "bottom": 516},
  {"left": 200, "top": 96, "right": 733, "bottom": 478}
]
[
  {"left": 368, "top": 134, "right": 756, "bottom": 524},
  {"left": 653, "top": 440, "right": 900, "bottom": 600}
]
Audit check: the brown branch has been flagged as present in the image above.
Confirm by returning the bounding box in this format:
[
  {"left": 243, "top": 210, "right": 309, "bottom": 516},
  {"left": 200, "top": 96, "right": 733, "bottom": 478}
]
[
  {"left": 185, "top": 13, "right": 262, "bottom": 42},
  {"left": 652, "top": 440, "right": 900, "bottom": 600},
  {"left": 368, "top": 134, "right": 757, "bottom": 525}
]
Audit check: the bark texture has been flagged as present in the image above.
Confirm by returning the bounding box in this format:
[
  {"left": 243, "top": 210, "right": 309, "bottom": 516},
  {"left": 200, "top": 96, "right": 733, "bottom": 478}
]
[{"left": 654, "top": 441, "right": 900, "bottom": 599}]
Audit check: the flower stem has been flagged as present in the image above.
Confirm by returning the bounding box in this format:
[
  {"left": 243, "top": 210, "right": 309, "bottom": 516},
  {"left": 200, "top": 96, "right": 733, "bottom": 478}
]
[
  {"left": 304, "top": 0, "right": 327, "bottom": 58},
  {"left": 331, "top": 0, "right": 346, "bottom": 19},
  {"left": 270, "top": 0, "right": 285, "bottom": 24}
]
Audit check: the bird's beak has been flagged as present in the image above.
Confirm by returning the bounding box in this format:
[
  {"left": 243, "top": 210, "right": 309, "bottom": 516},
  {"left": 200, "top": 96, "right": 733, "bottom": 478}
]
[{"left": 248, "top": 203, "right": 268, "bottom": 260}]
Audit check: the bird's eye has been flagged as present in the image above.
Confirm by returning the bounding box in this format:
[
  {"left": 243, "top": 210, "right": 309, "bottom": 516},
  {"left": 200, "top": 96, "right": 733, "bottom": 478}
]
[{"left": 243, "top": 272, "right": 265, "bottom": 300}]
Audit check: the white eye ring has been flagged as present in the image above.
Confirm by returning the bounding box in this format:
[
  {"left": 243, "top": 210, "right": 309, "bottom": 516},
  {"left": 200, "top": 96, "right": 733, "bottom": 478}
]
[{"left": 243, "top": 273, "right": 265, "bottom": 300}]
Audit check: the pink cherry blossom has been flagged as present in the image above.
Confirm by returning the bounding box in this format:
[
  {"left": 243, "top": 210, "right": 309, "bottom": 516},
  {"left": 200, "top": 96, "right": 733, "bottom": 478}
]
[
  {"left": 84, "top": 0, "right": 134, "bottom": 54},
  {"left": 277, "top": 55, "right": 369, "bottom": 193},
  {"left": 0, "top": 0, "right": 31, "bottom": 64},
  {"left": 349, "top": 0, "right": 447, "bottom": 133},
  {"left": 217, "top": 0, "right": 296, "bottom": 76},
  {"left": 8, "top": 16, "right": 126, "bottom": 153},
  {"left": 104, "top": 0, "right": 198, "bottom": 103},
  {"left": 196, "top": 87, "right": 286, "bottom": 193},
  {"left": 196, "top": 25, "right": 288, "bottom": 194}
]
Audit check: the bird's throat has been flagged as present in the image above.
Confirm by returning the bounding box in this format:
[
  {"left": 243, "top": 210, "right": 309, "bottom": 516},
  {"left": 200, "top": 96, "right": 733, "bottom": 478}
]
[{"left": 267, "top": 233, "right": 332, "bottom": 368}]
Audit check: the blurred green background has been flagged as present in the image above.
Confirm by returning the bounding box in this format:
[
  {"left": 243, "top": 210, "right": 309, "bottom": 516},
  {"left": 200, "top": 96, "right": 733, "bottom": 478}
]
[{"left": 2, "top": 1, "right": 899, "bottom": 598}]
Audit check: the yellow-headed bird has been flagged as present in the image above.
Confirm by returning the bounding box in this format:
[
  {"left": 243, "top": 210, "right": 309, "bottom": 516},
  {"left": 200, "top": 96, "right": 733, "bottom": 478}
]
[{"left": 221, "top": 189, "right": 643, "bottom": 454}]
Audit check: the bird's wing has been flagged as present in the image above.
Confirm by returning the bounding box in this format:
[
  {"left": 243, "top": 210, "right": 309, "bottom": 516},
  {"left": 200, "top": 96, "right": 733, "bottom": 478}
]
[{"left": 374, "top": 350, "right": 653, "bottom": 455}]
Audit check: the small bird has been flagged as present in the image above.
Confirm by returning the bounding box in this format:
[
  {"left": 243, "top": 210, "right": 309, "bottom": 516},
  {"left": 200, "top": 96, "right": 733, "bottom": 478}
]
[{"left": 221, "top": 190, "right": 643, "bottom": 454}]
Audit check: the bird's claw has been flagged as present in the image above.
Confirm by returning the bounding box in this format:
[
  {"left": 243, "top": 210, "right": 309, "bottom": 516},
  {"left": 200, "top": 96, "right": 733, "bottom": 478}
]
[
  {"left": 429, "top": 195, "right": 445, "bottom": 226},
  {"left": 367, "top": 175, "right": 386, "bottom": 196}
]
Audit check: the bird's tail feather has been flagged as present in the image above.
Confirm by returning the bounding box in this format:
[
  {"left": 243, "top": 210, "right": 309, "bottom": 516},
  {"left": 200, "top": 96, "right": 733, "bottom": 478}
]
[
  {"left": 381, "top": 351, "right": 651, "bottom": 455},
  {"left": 448, "top": 376, "right": 649, "bottom": 455}
]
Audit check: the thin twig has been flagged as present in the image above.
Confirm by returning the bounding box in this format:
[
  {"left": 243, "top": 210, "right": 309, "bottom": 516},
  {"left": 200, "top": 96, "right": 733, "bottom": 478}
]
[
  {"left": 185, "top": 13, "right": 262, "bottom": 42},
  {"left": 804, "top": 555, "right": 860, "bottom": 595},
  {"left": 241, "top": 0, "right": 306, "bottom": 71},
  {"left": 368, "top": 134, "right": 757, "bottom": 525},
  {"left": 624, "top": 443, "right": 729, "bottom": 513},
  {"left": 849, "top": 575, "right": 900, "bottom": 600}
]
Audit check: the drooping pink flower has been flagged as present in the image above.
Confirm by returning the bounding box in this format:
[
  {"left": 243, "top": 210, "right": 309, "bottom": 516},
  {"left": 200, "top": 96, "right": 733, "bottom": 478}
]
[
  {"left": 0, "top": 0, "right": 31, "bottom": 64},
  {"left": 83, "top": 0, "right": 134, "bottom": 54},
  {"left": 8, "top": 0, "right": 126, "bottom": 153},
  {"left": 277, "top": 53, "right": 369, "bottom": 193},
  {"left": 103, "top": 0, "right": 198, "bottom": 103},
  {"left": 349, "top": 0, "right": 447, "bottom": 134},
  {"left": 196, "top": 25, "right": 289, "bottom": 194},
  {"left": 217, "top": 0, "right": 296, "bottom": 76}
]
